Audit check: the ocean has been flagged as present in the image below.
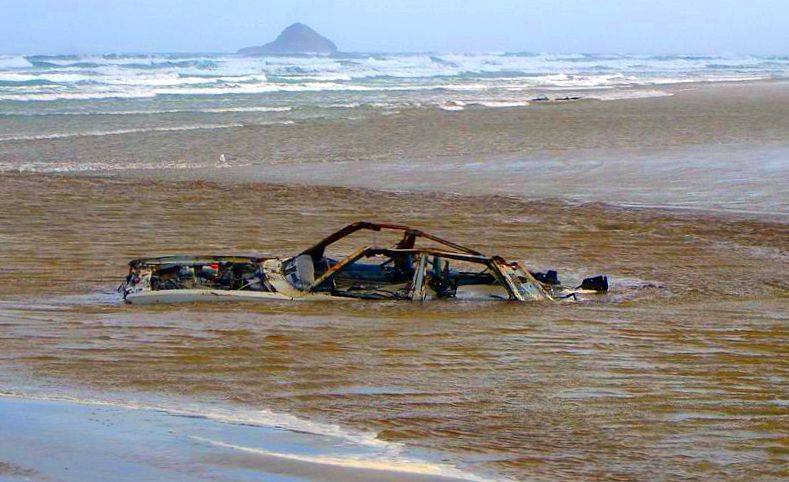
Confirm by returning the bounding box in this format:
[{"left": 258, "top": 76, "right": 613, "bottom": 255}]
[{"left": 0, "top": 52, "right": 787, "bottom": 154}]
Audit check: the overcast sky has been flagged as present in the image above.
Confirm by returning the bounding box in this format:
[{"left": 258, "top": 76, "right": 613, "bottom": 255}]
[{"left": 1, "top": 0, "right": 786, "bottom": 55}]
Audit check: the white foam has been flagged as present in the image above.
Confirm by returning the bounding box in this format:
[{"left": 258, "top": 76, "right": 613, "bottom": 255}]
[
  {"left": 192, "top": 436, "right": 487, "bottom": 481},
  {"left": 592, "top": 89, "right": 674, "bottom": 101},
  {"left": 0, "top": 123, "right": 245, "bottom": 142},
  {"left": 8, "top": 160, "right": 235, "bottom": 173},
  {"left": 439, "top": 101, "right": 466, "bottom": 111},
  {"left": 0, "top": 72, "right": 95, "bottom": 83},
  {"left": 0, "top": 55, "right": 33, "bottom": 69},
  {"left": 323, "top": 102, "right": 362, "bottom": 109},
  {"left": 151, "top": 81, "right": 418, "bottom": 95},
  {"left": 198, "top": 106, "right": 291, "bottom": 113},
  {"left": 1, "top": 106, "right": 293, "bottom": 116},
  {"left": 0, "top": 391, "right": 494, "bottom": 482},
  {"left": 0, "top": 91, "right": 157, "bottom": 101},
  {"left": 0, "top": 390, "right": 391, "bottom": 450},
  {"left": 470, "top": 100, "right": 530, "bottom": 108},
  {"left": 1, "top": 53, "right": 786, "bottom": 109},
  {"left": 97, "top": 72, "right": 270, "bottom": 87}
]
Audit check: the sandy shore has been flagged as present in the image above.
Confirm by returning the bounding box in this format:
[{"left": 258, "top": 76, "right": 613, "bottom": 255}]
[{"left": 0, "top": 394, "right": 479, "bottom": 482}]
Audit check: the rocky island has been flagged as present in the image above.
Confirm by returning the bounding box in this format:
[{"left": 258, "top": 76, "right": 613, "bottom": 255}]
[{"left": 238, "top": 23, "right": 338, "bottom": 55}]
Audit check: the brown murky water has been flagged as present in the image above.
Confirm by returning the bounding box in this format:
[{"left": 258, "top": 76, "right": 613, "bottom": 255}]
[{"left": 1, "top": 173, "right": 787, "bottom": 480}]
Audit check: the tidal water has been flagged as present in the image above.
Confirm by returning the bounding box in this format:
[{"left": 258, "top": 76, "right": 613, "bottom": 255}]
[{"left": 0, "top": 173, "right": 786, "bottom": 481}]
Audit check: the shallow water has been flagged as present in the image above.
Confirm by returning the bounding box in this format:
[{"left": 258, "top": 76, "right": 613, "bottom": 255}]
[
  {"left": 3, "top": 80, "right": 789, "bottom": 178},
  {"left": 0, "top": 173, "right": 786, "bottom": 480},
  {"left": 0, "top": 395, "right": 478, "bottom": 482}
]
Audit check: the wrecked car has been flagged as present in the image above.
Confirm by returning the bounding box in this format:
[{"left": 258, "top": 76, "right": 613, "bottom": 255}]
[{"left": 119, "top": 222, "right": 607, "bottom": 304}]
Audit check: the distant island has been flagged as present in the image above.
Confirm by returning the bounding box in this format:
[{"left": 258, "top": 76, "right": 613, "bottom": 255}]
[{"left": 238, "top": 23, "right": 338, "bottom": 55}]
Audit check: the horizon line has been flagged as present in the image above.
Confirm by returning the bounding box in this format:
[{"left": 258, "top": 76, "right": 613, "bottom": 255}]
[{"left": 3, "top": 49, "right": 786, "bottom": 57}]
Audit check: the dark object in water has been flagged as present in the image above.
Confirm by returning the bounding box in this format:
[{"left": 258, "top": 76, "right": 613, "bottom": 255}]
[
  {"left": 532, "top": 270, "right": 560, "bottom": 285},
  {"left": 579, "top": 275, "right": 608, "bottom": 292}
]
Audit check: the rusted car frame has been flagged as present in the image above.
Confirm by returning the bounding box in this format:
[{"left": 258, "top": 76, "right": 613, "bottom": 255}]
[{"left": 120, "top": 221, "right": 602, "bottom": 304}]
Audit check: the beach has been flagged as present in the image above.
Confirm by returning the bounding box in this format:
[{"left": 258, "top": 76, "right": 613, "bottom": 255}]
[
  {"left": 0, "top": 394, "right": 477, "bottom": 482},
  {"left": 1, "top": 76, "right": 787, "bottom": 481}
]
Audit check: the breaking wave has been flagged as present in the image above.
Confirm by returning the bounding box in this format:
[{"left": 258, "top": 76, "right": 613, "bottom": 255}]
[
  {"left": 0, "top": 106, "right": 293, "bottom": 116},
  {"left": 0, "top": 91, "right": 157, "bottom": 101},
  {"left": 0, "top": 52, "right": 784, "bottom": 103},
  {"left": 0, "top": 52, "right": 784, "bottom": 144},
  {"left": 0, "top": 55, "right": 32, "bottom": 69}
]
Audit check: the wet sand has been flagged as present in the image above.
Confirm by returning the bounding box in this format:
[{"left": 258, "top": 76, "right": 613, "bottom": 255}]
[
  {"left": 135, "top": 142, "right": 789, "bottom": 217},
  {"left": 0, "top": 80, "right": 788, "bottom": 481},
  {"left": 0, "top": 395, "right": 476, "bottom": 482}
]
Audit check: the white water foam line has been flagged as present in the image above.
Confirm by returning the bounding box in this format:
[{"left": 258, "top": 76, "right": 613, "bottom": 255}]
[
  {"left": 0, "top": 121, "right": 292, "bottom": 142},
  {"left": 592, "top": 89, "right": 674, "bottom": 101},
  {"left": 0, "top": 124, "right": 238, "bottom": 141},
  {"left": 0, "top": 159, "right": 256, "bottom": 173},
  {"left": 0, "top": 390, "right": 494, "bottom": 481},
  {"left": 191, "top": 436, "right": 488, "bottom": 481},
  {"left": 0, "top": 390, "right": 392, "bottom": 449},
  {"left": 8, "top": 106, "right": 294, "bottom": 116},
  {"left": 469, "top": 100, "right": 531, "bottom": 108},
  {"left": 0, "top": 91, "right": 159, "bottom": 101}
]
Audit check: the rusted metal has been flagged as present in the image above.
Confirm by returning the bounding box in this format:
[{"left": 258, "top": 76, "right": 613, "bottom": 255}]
[
  {"left": 300, "top": 221, "right": 482, "bottom": 260},
  {"left": 121, "top": 221, "right": 603, "bottom": 304},
  {"left": 306, "top": 245, "right": 370, "bottom": 292}
]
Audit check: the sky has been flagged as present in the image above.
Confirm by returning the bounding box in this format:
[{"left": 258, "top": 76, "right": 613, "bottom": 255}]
[{"left": 0, "top": 0, "right": 786, "bottom": 55}]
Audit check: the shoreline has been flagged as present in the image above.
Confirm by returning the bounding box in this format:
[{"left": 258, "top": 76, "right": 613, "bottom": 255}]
[
  {"left": 3, "top": 79, "right": 788, "bottom": 166},
  {"left": 2, "top": 80, "right": 787, "bottom": 221},
  {"left": 1, "top": 79, "right": 783, "bottom": 243},
  {"left": 0, "top": 392, "right": 482, "bottom": 482}
]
